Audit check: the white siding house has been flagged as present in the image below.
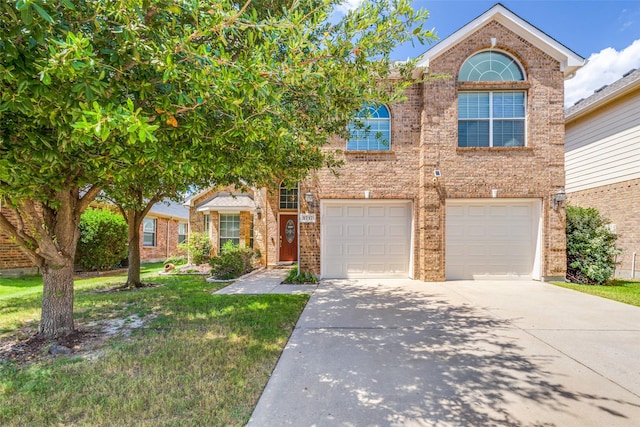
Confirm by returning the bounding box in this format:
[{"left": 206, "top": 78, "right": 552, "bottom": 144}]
[{"left": 565, "top": 69, "right": 640, "bottom": 278}]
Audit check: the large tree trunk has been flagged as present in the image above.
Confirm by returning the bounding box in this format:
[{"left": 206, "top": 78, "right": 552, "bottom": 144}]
[
  {"left": 0, "top": 186, "right": 99, "bottom": 339},
  {"left": 126, "top": 215, "right": 143, "bottom": 287},
  {"left": 39, "top": 263, "right": 75, "bottom": 338}
]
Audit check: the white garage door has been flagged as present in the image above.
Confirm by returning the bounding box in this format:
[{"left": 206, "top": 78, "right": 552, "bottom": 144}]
[
  {"left": 446, "top": 199, "right": 541, "bottom": 280},
  {"left": 321, "top": 201, "right": 412, "bottom": 278}
]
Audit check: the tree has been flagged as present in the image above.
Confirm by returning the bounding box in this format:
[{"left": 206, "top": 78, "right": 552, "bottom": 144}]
[{"left": 0, "top": 0, "right": 434, "bottom": 338}]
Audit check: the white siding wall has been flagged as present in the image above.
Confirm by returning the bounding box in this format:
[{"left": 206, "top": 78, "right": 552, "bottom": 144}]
[{"left": 565, "top": 93, "right": 640, "bottom": 193}]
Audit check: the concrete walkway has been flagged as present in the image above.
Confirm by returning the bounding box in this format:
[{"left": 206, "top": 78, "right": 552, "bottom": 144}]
[
  {"left": 213, "top": 268, "right": 318, "bottom": 295},
  {"left": 248, "top": 279, "right": 640, "bottom": 426}
]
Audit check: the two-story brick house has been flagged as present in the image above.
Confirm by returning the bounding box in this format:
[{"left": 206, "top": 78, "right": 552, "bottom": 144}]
[{"left": 187, "top": 4, "right": 585, "bottom": 281}]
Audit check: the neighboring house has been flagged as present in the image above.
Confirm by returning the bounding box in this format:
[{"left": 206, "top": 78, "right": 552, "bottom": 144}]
[
  {"left": 565, "top": 68, "right": 640, "bottom": 279},
  {"left": 0, "top": 202, "right": 39, "bottom": 276},
  {"left": 187, "top": 4, "right": 585, "bottom": 282},
  {"left": 183, "top": 187, "right": 263, "bottom": 259},
  {"left": 140, "top": 201, "right": 189, "bottom": 263},
  {"left": 0, "top": 200, "right": 188, "bottom": 275}
]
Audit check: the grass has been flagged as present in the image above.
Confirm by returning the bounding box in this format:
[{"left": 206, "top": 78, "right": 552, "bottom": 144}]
[
  {"left": 0, "top": 265, "right": 309, "bottom": 426},
  {"left": 552, "top": 279, "right": 640, "bottom": 307}
]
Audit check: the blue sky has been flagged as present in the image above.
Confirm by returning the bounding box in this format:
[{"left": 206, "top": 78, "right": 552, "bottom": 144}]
[{"left": 340, "top": 0, "right": 640, "bottom": 106}]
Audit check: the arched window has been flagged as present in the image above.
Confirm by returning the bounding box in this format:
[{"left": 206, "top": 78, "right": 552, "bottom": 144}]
[
  {"left": 459, "top": 51, "right": 524, "bottom": 82},
  {"left": 458, "top": 51, "right": 526, "bottom": 147},
  {"left": 347, "top": 104, "right": 391, "bottom": 151}
]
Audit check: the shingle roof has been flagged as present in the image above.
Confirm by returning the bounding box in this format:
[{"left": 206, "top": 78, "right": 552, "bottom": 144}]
[
  {"left": 149, "top": 200, "right": 189, "bottom": 220},
  {"left": 196, "top": 193, "right": 255, "bottom": 212},
  {"left": 565, "top": 68, "right": 640, "bottom": 120}
]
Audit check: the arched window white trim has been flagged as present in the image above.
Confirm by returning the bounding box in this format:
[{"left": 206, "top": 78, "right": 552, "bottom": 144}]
[
  {"left": 459, "top": 50, "right": 525, "bottom": 82},
  {"left": 347, "top": 104, "right": 391, "bottom": 151}
]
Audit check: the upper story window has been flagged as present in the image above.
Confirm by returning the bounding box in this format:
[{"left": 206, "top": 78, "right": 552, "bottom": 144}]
[
  {"left": 458, "top": 51, "right": 524, "bottom": 82},
  {"left": 458, "top": 51, "right": 526, "bottom": 147},
  {"left": 279, "top": 183, "right": 298, "bottom": 210},
  {"left": 347, "top": 104, "right": 391, "bottom": 151}
]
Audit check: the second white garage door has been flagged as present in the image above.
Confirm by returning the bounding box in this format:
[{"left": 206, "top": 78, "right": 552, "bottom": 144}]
[
  {"left": 446, "top": 199, "right": 542, "bottom": 280},
  {"left": 321, "top": 200, "right": 412, "bottom": 278}
]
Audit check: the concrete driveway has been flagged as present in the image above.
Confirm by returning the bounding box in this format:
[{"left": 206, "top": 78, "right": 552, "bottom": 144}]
[{"left": 248, "top": 279, "right": 640, "bottom": 426}]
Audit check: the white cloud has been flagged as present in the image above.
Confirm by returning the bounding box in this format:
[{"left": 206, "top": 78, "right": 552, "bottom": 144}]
[
  {"left": 565, "top": 39, "right": 640, "bottom": 107},
  {"left": 335, "top": 0, "right": 364, "bottom": 14}
]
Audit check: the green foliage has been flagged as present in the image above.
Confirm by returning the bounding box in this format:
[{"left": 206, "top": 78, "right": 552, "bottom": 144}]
[
  {"left": 75, "top": 209, "right": 128, "bottom": 271},
  {"left": 178, "top": 232, "right": 211, "bottom": 266},
  {"left": 283, "top": 265, "right": 318, "bottom": 284},
  {"left": 164, "top": 255, "right": 187, "bottom": 266},
  {"left": 566, "top": 205, "right": 621, "bottom": 285},
  {"left": 209, "top": 241, "right": 258, "bottom": 280}
]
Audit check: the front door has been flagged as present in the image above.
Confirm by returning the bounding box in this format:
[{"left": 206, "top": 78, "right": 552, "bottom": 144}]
[{"left": 279, "top": 214, "right": 298, "bottom": 262}]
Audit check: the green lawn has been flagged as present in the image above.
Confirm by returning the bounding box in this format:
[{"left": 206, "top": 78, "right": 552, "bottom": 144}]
[
  {"left": 552, "top": 279, "right": 640, "bottom": 307},
  {"left": 0, "top": 266, "right": 309, "bottom": 426}
]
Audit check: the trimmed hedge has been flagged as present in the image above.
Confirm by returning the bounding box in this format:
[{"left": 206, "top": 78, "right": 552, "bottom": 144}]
[
  {"left": 76, "top": 209, "right": 128, "bottom": 271},
  {"left": 566, "top": 205, "right": 621, "bottom": 285}
]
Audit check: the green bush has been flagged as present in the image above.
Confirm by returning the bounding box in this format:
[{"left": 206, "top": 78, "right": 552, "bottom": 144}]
[
  {"left": 178, "top": 232, "right": 211, "bottom": 265},
  {"left": 76, "top": 209, "right": 128, "bottom": 271},
  {"left": 209, "top": 241, "right": 258, "bottom": 280},
  {"left": 566, "top": 205, "right": 621, "bottom": 285},
  {"left": 283, "top": 265, "right": 318, "bottom": 284}
]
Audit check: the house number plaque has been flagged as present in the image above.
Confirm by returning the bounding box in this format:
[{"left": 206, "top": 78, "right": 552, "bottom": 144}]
[{"left": 285, "top": 220, "right": 295, "bottom": 243}]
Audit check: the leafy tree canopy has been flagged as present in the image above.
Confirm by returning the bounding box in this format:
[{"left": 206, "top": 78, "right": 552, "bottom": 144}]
[{"left": 0, "top": 0, "right": 434, "bottom": 337}]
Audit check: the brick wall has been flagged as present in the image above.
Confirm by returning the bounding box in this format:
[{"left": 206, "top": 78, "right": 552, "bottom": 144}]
[
  {"left": 416, "top": 21, "right": 567, "bottom": 280},
  {"left": 140, "top": 216, "right": 186, "bottom": 262},
  {"left": 568, "top": 178, "right": 640, "bottom": 279},
  {"left": 0, "top": 207, "right": 38, "bottom": 275},
  {"left": 298, "top": 20, "right": 567, "bottom": 281}
]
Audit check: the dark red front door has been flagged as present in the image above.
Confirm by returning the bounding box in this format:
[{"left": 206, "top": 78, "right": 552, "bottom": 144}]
[{"left": 279, "top": 214, "right": 298, "bottom": 262}]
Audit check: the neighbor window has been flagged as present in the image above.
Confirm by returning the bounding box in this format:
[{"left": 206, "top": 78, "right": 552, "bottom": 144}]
[
  {"left": 204, "top": 213, "right": 210, "bottom": 234},
  {"left": 178, "top": 223, "right": 187, "bottom": 244},
  {"left": 458, "top": 51, "right": 526, "bottom": 148},
  {"left": 347, "top": 104, "right": 391, "bottom": 151},
  {"left": 279, "top": 183, "right": 298, "bottom": 210},
  {"left": 143, "top": 218, "right": 156, "bottom": 247},
  {"left": 219, "top": 213, "right": 240, "bottom": 250}
]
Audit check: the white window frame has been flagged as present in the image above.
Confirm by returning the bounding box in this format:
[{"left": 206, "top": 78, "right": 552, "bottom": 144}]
[
  {"left": 219, "top": 213, "right": 240, "bottom": 251},
  {"left": 178, "top": 222, "right": 187, "bottom": 244},
  {"left": 458, "top": 91, "right": 527, "bottom": 148},
  {"left": 143, "top": 218, "right": 157, "bottom": 247}
]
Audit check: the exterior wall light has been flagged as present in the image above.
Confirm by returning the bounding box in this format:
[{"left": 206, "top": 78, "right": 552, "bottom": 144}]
[
  {"left": 552, "top": 188, "right": 567, "bottom": 211},
  {"left": 255, "top": 205, "right": 262, "bottom": 218},
  {"left": 304, "top": 192, "right": 316, "bottom": 209}
]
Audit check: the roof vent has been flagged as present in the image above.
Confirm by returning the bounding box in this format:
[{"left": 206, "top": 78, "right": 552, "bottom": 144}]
[
  {"left": 573, "top": 98, "right": 584, "bottom": 106},
  {"left": 623, "top": 68, "right": 637, "bottom": 78},
  {"left": 594, "top": 85, "right": 608, "bottom": 93}
]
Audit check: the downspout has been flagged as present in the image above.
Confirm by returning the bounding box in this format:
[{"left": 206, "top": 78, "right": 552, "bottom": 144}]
[
  {"left": 297, "top": 184, "right": 301, "bottom": 271},
  {"left": 632, "top": 252, "right": 637, "bottom": 279}
]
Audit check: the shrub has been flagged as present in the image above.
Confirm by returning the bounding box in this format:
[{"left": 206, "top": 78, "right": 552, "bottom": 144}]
[
  {"left": 566, "top": 205, "right": 621, "bottom": 285},
  {"left": 76, "top": 209, "right": 128, "bottom": 271},
  {"left": 164, "top": 255, "right": 187, "bottom": 266},
  {"left": 209, "top": 241, "right": 258, "bottom": 280},
  {"left": 283, "top": 265, "right": 318, "bottom": 284},
  {"left": 178, "top": 232, "right": 211, "bottom": 265}
]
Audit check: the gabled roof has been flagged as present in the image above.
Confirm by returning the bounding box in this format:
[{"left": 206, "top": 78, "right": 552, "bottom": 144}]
[
  {"left": 565, "top": 68, "right": 640, "bottom": 122},
  {"left": 416, "top": 3, "right": 586, "bottom": 78},
  {"left": 195, "top": 193, "right": 256, "bottom": 212}
]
